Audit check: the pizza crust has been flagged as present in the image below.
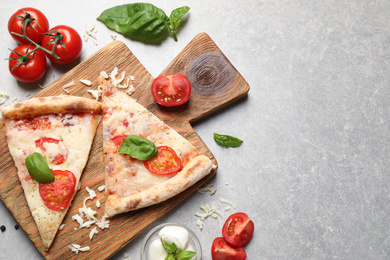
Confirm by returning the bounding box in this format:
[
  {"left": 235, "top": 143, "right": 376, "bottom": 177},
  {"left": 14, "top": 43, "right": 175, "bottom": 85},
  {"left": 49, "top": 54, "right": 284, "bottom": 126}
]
[
  {"left": 105, "top": 155, "right": 214, "bottom": 218},
  {"left": 1, "top": 95, "right": 101, "bottom": 119}
]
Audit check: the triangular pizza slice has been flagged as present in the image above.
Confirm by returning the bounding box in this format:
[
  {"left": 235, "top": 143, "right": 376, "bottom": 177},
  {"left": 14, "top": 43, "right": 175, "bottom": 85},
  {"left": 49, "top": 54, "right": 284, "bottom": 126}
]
[
  {"left": 1, "top": 95, "right": 101, "bottom": 250},
  {"left": 99, "top": 78, "right": 215, "bottom": 218}
]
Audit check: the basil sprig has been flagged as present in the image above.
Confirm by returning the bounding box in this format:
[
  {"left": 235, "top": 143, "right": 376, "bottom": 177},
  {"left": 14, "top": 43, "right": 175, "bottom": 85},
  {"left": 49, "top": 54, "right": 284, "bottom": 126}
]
[
  {"left": 97, "top": 3, "right": 190, "bottom": 42},
  {"left": 25, "top": 152, "right": 55, "bottom": 183},
  {"left": 213, "top": 133, "right": 243, "bottom": 148},
  {"left": 161, "top": 239, "right": 196, "bottom": 260},
  {"left": 118, "top": 135, "right": 158, "bottom": 160}
]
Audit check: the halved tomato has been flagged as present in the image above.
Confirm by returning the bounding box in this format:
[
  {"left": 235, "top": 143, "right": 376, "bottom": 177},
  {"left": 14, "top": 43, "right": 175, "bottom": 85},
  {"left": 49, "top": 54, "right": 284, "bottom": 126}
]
[
  {"left": 151, "top": 74, "right": 191, "bottom": 107},
  {"left": 222, "top": 213, "right": 254, "bottom": 247},
  {"left": 211, "top": 237, "right": 247, "bottom": 260},
  {"left": 39, "top": 170, "right": 76, "bottom": 211},
  {"left": 143, "top": 146, "right": 182, "bottom": 175}
]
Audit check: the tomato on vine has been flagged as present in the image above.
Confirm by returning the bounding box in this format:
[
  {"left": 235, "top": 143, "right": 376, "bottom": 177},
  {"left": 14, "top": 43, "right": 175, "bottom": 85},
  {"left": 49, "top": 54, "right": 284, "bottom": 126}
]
[
  {"left": 8, "top": 7, "right": 49, "bottom": 45},
  {"left": 42, "top": 25, "right": 82, "bottom": 64},
  {"left": 8, "top": 44, "right": 47, "bottom": 83}
]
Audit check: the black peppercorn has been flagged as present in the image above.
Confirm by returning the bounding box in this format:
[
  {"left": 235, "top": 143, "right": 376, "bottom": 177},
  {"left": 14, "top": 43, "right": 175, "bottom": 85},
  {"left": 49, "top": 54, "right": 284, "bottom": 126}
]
[{"left": 0, "top": 225, "right": 6, "bottom": 232}]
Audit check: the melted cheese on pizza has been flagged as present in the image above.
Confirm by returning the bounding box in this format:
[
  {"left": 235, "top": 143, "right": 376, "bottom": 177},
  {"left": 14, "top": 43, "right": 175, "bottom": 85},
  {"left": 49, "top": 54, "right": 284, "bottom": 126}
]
[
  {"left": 102, "top": 91, "right": 199, "bottom": 198},
  {"left": 4, "top": 113, "right": 99, "bottom": 248}
]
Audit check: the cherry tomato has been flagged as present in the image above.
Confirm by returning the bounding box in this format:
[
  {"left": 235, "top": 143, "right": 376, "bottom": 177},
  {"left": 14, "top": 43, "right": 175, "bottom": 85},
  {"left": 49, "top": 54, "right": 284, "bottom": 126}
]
[
  {"left": 41, "top": 25, "right": 82, "bottom": 64},
  {"left": 143, "top": 146, "right": 182, "bottom": 175},
  {"left": 39, "top": 170, "right": 76, "bottom": 211},
  {"left": 8, "top": 7, "right": 49, "bottom": 45},
  {"left": 211, "top": 237, "right": 247, "bottom": 260},
  {"left": 222, "top": 213, "right": 254, "bottom": 247},
  {"left": 8, "top": 44, "right": 47, "bottom": 83},
  {"left": 151, "top": 74, "right": 192, "bottom": 107},
  {"left": 35, "top": 137, "right": 68, "bottom": 165}
]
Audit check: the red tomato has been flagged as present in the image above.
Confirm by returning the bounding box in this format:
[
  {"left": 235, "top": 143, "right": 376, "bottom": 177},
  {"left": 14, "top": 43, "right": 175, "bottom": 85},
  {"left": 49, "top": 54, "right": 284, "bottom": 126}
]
[
  {"left": 151, "top": 74, "right": 191, "bottom": 107},
  {"left": 111, "top": 135, "right": 128, "bottom": 147},
  {"left": 222, "top": 213, "right": 254, "bottom": 247},
  {"left": 8, "top": 7, "right": 49, "bottom": 44},
  {"left": 41, "top": 25, "right": 82, "bottom": 64},
  {"left": 39, "top": 170, "right": 76, "bottom": 211},
  {"left": 8, "top": 44, "right": 47, "bottom": 83},
  {"left": 211, "top": 237, "right": 247, "bottom": 260},
  {"left": 35, "top": 137, "right": 68, "bottom": 165},
  {"left": 144, "top": 146, "right": 182, "bottom": 175}
]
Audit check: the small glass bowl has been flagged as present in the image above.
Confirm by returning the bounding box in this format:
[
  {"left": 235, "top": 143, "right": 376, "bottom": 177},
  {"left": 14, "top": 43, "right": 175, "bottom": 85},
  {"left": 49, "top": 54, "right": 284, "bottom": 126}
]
[{"left": 140, "top": 223, "right": 202, "bottom": 260}]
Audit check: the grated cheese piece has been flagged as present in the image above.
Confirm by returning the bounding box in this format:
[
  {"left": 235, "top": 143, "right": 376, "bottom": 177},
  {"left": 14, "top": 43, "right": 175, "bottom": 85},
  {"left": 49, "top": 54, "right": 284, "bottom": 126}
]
[
  {"left": 100, "top": 71, "right": 109, "bottom": 79},
  {"left": 68, "top": 244, "right": 90, "bottom": 254},
  {"left": 110, "top": 33, "right": 117, "bottom": 41},
  {"left": 72, "top": 214, "right": 84, "bottom": 226},
  {"left": 224, "top": 206, "right": 231, "bottom": 211},
  {"left": 59, "top": 224, "right": 66, "bottom": 230},
  {"left": 84, "top": 25, "right": 98, "bottom": 45},
  {"left": 194, "top": 203, "right": 222, "bottom": 230},
  {"left": 0, "top": 92, "right": 9, "bottom": 105},
  {"left": 89, "top": 227, "right": 98, "bottom": 240},
  {"left": 126, "top": 84, "right": 135, "bottom": 96},
  {"left": 196, "top": 219, "right": 204, "bottom": 230},
  {"left": 97, "top": 185, "right": 105, "bottom": 192},
  {"left": 198, "top": 183, "right": 217, "bottom": 195},
  {"left": 80, "top": 79, "right": 92, "bottom": 86},
  {"left": 85, "top": 187, "right": 97, "bottom": 201},
  {"left": 96, "top": 213, "right": 110, "bottom": 230},
  {"left": 96, "top": 200, "right": 101, "bottom": 208},
  {"left": 63, "top": 80, "right": 75, "bottom": 94},
  {"left": 219, "top": 198, "right": 236, "bottom": 209},
  {"left": 87, "top": 85, "right": 102, "bottom": 101}
]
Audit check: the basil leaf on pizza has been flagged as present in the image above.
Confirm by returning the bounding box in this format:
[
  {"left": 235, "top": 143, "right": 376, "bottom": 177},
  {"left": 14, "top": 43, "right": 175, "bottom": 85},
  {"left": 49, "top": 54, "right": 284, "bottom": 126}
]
[
  {"left": 118, "top": 135, "right": 158, "bottom": 160},
  {"left": 25, "top": 152, "right": 55, "bottom": 183}
]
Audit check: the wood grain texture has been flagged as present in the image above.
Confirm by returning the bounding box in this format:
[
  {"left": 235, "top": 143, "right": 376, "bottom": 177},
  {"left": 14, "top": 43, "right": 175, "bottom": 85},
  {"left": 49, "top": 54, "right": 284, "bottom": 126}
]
[{"left": 0, "top": 32, "right": 249, "bottom": 259}]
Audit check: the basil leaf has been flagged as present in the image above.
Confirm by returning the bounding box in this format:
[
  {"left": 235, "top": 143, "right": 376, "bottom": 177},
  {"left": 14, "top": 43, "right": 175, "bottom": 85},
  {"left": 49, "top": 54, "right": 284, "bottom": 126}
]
[
  {"left": 213, "top": 133, "right": 243, "bottom": 148},
  {"left": 176, "top": 250, "right": 196, "bottom": 260},
  {"left": 97, "top": 3, "right": 189, "bottom": 42},
  {"left": 169, "top": 6, "right": 190, "bottom": 41},
  {"left": 165, "top": 254, "right": 176, "bottom": 260},
  {"left": 25, "top": 152, "right": 55, "bottom": 183},
  {"left": 118, "top": 135, "right": 158, "bottom": 160}
]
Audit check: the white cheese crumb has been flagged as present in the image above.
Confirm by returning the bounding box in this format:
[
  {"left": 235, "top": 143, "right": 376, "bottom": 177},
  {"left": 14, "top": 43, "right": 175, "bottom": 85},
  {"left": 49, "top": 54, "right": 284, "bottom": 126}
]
[
  {"left": 126, "top": 84, "right": 135, "bottom": 96},
  {"left": 68, "top": 244, "right": 90, "bottom": 254},
  {"left": 96, "top": 213, "right": 110, "bottom": 230},
  {"left": 87, "top": 85, "right": 102, "bottom": 101},
  {"left": 72, "top": 214, "right": 84, "bottom": 226},
  {"left": 26, "top": 92, "right": 30, "bottom": 98},
  {"left": 85, "top": 187, "right": 97, "bottom": 201},
  {"left": 97, "top": 185, "right": 105, "bottom": 192},
  {"left": 129, "top": 75, "right": 135, "bottom": 81},
  {"left": 96, "top": 200, "right": 101, "bottom": 208},
  {"left": 198, "top": 183, "right": 217, "bottom": 195},
  {"left": 219, "top": 198, "right": 236, "bottom": 209},
  {"left": 110, "top": 33, "right": 117, "bottom": 41},
  {"left": 80, "top": 79, "right": 92, "bottom": 86},
  {"left": 89, "top": 227, "right": 98, "bottom": 240},
  {"left": 100, "top": 71, "right": 109, "bottom": 79},
  {"left": 194, "top": 203, "right": 222, "bottom": 230},
  {"left": 225, "top": 206, "right": 232, "bottom": 211},
  {"left": 38, "top": 83, "right": 45, "bottom": 89},
  {"left": 0, "top": 92, "right": 9, "bottom": 105},
  {"left": 84, "top": 25, "right": 98, "bottom": 45},
  {"left": 59, "top": 224, "right": 66, "bottom": 230},
  {"left": 63, "top": 80, "right": 75, "bottom": 94}
]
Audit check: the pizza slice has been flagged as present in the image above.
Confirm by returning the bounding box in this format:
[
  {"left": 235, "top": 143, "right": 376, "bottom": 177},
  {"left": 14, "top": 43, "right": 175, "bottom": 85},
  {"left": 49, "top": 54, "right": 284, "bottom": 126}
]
[
  {"left": 99, "top": 77, "right": 215, "bottom": 218},
  {"left": 1, "top": 95, "right": 101, "bottom": 250}
]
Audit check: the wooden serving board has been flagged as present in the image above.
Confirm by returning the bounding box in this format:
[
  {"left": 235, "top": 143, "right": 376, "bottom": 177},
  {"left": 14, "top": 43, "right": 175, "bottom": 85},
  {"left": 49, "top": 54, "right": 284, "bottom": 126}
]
[{"left": 0, "top": 32, "right": 249, "bottom": 259}]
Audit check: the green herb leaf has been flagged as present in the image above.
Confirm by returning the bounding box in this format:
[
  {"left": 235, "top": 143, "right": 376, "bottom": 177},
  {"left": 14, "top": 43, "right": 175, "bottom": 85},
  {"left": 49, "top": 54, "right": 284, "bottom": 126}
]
[
  {"left": 213, "top": 133, "right": 243, "bottom": 148},
  {"left": 25, "top": 152, "right": 55, "bottom": 183},
  {"left": 118, "top": 135, "right": 158, "bottom": 160},
  {"left": 176, "top": 249, "right": 197, "bottom": 260},
  {"left": 97, "top": 3, "right": 189, "bottom": 42},
  {"left": 165, "top": 254, "right": 176, "bottom": 260},
  {"left": 169, "top": 6, "right": 190, "bottom": 41}
]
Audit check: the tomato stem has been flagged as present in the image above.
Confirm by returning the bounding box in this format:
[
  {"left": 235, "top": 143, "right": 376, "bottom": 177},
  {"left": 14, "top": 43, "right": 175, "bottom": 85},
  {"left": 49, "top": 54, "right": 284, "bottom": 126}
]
[{"left": 9, "top": 10, "right": 60, "bottom": 61}]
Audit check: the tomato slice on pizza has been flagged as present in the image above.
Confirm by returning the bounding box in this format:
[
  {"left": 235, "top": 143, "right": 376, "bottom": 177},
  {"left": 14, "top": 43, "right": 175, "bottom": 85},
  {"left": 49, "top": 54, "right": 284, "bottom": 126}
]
[
  {"left": 1, "top": 96, "right": 101, "bottom": 250},
  {"left": 39, "top": 170, "right": 76, "bottom": 211},
  {"left": 100, "top": 77, "right": 215, "bottom": 217}
]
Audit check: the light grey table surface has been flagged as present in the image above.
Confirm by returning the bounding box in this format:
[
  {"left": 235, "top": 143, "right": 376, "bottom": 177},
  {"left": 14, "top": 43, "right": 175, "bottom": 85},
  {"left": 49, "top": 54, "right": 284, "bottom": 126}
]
[{"left": 1, "top": 0, "right": 390, "bottom": 259}]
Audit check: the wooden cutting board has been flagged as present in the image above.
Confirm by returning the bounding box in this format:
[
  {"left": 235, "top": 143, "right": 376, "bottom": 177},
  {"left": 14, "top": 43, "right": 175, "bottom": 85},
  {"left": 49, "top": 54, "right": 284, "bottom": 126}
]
[{"left": 0, "top": 32, "right": 249, "bottom": 259}]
